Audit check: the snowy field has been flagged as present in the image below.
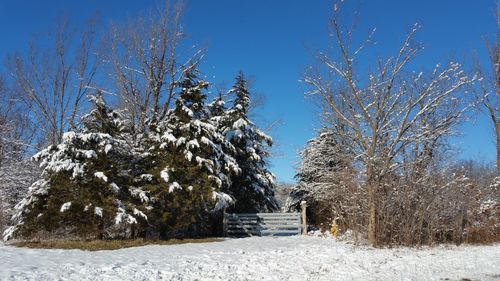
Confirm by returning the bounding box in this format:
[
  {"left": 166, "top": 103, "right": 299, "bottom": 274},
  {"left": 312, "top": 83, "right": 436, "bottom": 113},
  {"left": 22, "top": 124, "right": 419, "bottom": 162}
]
[{"left": 1, "top": 236, "right": 499, "bottom": 281}]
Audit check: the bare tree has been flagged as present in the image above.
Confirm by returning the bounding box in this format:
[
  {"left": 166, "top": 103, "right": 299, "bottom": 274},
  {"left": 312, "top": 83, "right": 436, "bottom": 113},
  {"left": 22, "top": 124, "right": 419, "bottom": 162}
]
[
  {"left": 478, "top": 6, "right": 500, "bottom": 174},
  {"left": 0, "top": 74, "right": 40, "bottom": 233},
  {"left": 0, "top": 75, "right": 36, "bottom": 166},
  {"left": 103, "top": 0, "right": 204, "bottom": 139},
  {"left": 304, "top": 2, "right": 476, "bottom": 245},
  {"left": 6, "top": 17, "right": 99, "bottom": 147}
]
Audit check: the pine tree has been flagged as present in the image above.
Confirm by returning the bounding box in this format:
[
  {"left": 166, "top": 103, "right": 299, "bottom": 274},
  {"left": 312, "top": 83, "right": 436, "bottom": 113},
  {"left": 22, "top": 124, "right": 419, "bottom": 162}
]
[
  {"left": 3, "top": 93, "right": 148, "bottom": 241},
  {"left": 143, "top": 67, "right": 239, "bottom": 238},
  {"left": 223, "top": 72, "right": 278, "bottom": 212}
]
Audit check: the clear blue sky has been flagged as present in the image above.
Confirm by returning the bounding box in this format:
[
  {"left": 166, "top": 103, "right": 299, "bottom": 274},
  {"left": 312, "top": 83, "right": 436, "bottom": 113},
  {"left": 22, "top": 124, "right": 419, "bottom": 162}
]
[{"left": 0, "top": 0, "right": 497, "bottom": 182}]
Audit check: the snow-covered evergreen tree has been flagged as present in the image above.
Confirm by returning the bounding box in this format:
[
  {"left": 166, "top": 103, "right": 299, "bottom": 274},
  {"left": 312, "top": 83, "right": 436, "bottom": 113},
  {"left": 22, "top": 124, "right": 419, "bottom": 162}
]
[
  {"left": 222, "top": 73, "right": 278, "bottom": 212},
  {"left": 290, "top": 128, "right": 361, "bottom": 230},
  {"left": 143, "top": 67, "right": 239, "bottom": 238},
  {"left": 295, "top": 129, "right": 351, "bottom": 192},
  {"left": 3, "top": 93, "right": 148, "bottom": 241},
  {"left": 208, "top": 94, "right": 227, "bottom": 127}
]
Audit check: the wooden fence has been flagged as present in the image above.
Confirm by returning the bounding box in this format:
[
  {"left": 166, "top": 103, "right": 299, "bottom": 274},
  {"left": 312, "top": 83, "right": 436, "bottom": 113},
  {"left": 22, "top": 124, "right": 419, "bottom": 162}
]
[{"left": 224, "top": 212, "right": 303, "bottom": 237}]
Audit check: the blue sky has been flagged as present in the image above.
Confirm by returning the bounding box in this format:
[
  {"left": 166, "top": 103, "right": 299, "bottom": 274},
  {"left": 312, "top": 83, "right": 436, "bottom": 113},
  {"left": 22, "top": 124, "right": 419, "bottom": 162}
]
[{"left": 0, "top": 0, "right": 497, "bottom": 182}]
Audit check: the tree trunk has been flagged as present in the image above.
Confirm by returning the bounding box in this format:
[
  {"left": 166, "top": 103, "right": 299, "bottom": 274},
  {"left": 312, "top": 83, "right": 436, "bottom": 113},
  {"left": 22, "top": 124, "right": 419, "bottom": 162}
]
[
  {"left": 367, "top": 182, "right": 377, "bottom": 245},
  {"left": 496, "top": 129, "right": 500, "bottom": 174},
  {"left": 366, "top": 164, "right": 377, "bottom": 245},
  {"left": 496, "top": 41, "right": 500, "bottom": 174}
]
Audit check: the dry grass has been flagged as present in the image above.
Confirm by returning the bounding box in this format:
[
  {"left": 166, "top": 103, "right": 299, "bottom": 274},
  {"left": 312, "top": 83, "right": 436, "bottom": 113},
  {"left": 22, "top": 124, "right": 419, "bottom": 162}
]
[{"left": 11, "top": 238, "right": 223, "bottom": 251}]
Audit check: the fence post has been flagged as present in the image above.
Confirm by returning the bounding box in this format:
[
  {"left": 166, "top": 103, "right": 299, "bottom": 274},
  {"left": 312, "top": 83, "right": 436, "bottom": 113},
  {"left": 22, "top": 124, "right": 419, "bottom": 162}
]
[{"left": 301, "top": 200, "right": 307, "bottom": 235}]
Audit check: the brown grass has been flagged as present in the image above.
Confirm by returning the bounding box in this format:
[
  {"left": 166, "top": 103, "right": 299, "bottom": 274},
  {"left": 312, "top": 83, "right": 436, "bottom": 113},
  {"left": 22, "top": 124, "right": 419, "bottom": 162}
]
[{"left": 11, "top": 238, "right": 223, "bottom": 251}]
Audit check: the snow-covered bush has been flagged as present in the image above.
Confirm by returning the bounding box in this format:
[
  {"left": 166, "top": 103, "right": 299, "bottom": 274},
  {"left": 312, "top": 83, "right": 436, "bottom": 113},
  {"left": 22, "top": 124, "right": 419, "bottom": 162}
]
[{"left": 465, "top": 175, "right": 500, "bottom": 243}]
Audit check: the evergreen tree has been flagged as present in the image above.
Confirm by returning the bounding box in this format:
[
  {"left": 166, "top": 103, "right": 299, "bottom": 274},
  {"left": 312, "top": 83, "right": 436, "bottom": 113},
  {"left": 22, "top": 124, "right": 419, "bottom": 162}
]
[
  {"left": 208, "top": 94, "right": 227, "bottom": 126},
  {"left": 207, "top": 93, "right": 243, "bottom": 209},
  {"left": 3, "top": 93, "right": 148, "bottom": 241},
  {"left": 223, "top": 72, "right": 278, "bottom": 212},
  {"left": 295, "top": 129, "right": 345, "bottom": 186},
  {"left": 290, "top": 128, "right": 360, "bottom": 230},
  {"left": 143, "top": 67, "right": 239, "bottom": 238}
]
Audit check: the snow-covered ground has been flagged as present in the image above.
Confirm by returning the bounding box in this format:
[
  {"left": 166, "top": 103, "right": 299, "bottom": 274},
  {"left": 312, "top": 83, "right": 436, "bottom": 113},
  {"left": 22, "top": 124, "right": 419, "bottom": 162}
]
[{"left": 1, "top": 236, "right": 499, "bottom": 281}]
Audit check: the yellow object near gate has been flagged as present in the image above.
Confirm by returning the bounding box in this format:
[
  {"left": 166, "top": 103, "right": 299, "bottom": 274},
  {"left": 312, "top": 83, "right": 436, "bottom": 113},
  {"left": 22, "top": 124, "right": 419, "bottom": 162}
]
[{"left": 331, "top": 222, "right": 338, "bottom": 238}]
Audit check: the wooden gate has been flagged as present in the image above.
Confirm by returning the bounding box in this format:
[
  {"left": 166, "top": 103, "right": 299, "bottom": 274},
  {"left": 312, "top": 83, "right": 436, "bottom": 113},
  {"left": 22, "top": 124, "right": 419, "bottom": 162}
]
[{"left": 224, "top": 212, "right": 303, "bottom": 237}]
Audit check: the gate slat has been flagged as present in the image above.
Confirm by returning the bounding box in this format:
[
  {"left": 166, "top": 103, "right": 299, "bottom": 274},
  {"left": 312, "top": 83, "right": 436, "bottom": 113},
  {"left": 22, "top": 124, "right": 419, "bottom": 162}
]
[{"left": 224, "top": 212, "right": 303, "bottom": 237}]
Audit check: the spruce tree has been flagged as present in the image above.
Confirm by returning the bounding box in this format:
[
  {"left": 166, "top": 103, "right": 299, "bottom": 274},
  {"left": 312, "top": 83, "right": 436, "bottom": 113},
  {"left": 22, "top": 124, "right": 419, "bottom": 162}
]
[
  {"left": 143, "top": 67, "right": 239, "bottom": 238},
  {"left": 3, "top": 93, "right": 147, "bottom": 240},
  {"left": 223, "top": 72, "right": 278, "bottom": 212}
]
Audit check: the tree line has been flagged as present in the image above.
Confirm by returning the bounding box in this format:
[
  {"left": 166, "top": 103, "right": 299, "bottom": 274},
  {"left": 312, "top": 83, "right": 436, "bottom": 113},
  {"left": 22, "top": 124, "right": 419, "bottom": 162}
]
[
  {"left": 1, "top": 2, "right": 277, "bottom": 240},
  {"left": 0, "top": 0, "right": 499, "bottom": 245}
]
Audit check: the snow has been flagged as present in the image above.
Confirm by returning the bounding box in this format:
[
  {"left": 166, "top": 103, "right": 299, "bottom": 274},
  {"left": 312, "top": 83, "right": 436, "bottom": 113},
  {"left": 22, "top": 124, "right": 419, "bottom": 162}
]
[
  {"left": 162, "top": 132, "right": 176, "bottom": 144},
  {"left": 94, "top": 172, "right": 108, "bottom": 183},
  {"left": 160, "top": 169, "right": 170, "bottom": 183},
  {"left": 187, "top": 139, "right": 200, "bottom": 149},
  {"left": 168, "top": 182, "right": 182, "bottom": 193},
  {"left": 114, "top": 207, "right": 137, "bottom": 225},
  {"left": 129, "top": 187, "right": 150, "bottom": 203},
  {"left": 212, "top": 191, "right": 233, "bottom": 211},
  {"left": 60, "top": 202, "right": 72, "bottom": 213},
  {"left": 104, "top": 144, "right": 113, "bottom": 154},
  {"left": 232, "top": 118, "right": 248, "bottom": 129},
  {"left": 94, "top": 207, "right": 103, "bottom": 217},
  {"left": 139, "top": 174, "right": 153, "bottom": 182},
  {"left": 175, "top": 137, "right": 186, "bottom": 147},
  {"left": 132, "top": 208, "right": 147, "bottom": 220},
  {"left": 109, "top": 183, "right": 120, "bottom": 193},
  {"left": 185, "top": 150, "right": 193, "bottom": 161},
  {"left": 83, "top": 150, "right": 97, "bottom": 159},
  {"left": 0, "top": 236, "right": 498, "bottom": 281}
]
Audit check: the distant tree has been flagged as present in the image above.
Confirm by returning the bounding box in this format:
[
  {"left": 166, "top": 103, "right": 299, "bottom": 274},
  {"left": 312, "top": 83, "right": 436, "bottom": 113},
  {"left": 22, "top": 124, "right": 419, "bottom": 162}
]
[
  {"left": 0, "top": 75, "right": 37, "bottom": 166},
  {"left": 6, "top": 17, "right": 99, "bottom": 147},
  {"left": 0, "top": 74, "right": 40, "bottom": 233},
  {"left": 273, "top": 182, "right": 295, "bottom": 210},
  {"left": 104, "top": 0, "right": 204, "bottom": 140},
  {"left": 477, "top": 7, "right": 500, "bottom": 174}
]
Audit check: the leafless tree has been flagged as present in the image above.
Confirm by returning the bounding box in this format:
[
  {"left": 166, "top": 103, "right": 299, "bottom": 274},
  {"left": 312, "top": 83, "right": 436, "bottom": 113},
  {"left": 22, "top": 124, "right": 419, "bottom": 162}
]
[
  {"left": 304, "top": 2, "right": 476, "bottom": 245},
  {"left": 477, "top": 6, "right": 500, "bottom": 174},
  {"left": 0, "top": 75, "right": 36, "bottom": 166},
  {"left": 0, "top": 74, "right": 40, "bottom": 233},
  {"left": 6, "top": 17, "right": 99, "bottom": 147},
  {"left": 103, "top": 0, "right": 204, "bottom": 139}
]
